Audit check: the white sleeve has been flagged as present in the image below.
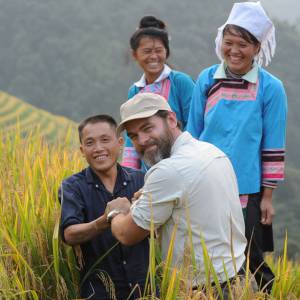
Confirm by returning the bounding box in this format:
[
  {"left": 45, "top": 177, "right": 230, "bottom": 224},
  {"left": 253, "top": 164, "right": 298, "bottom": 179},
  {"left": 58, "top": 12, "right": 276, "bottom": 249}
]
[{"left": 131, "top": 161, "right": 183, "bottom": 230}]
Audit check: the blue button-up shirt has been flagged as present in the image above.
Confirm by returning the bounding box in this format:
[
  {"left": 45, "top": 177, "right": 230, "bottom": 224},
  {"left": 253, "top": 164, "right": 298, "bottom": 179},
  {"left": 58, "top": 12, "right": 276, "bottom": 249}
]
[{"left": 59, "top": 164, "right": 149, "bottom": 300}]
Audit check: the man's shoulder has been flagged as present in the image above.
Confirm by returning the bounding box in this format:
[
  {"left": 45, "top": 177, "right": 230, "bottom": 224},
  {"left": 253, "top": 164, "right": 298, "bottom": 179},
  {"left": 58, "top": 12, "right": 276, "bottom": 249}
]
[
  {"left": 61, "top": 169, "right": 88, "bottom": 187},
  {"left": 120, "top": 165, "right": 145, "bottom": 180},
  {"left": 191, "top": 138, "right": 225, "bottom": 154},
  {"left": 58, "top": 169, "right": 89, "bottom": 204},
  {"left": 171, "top": 136, "right": 227, "bottom": 169},
  {"left": 146, "top": 158, "right": 178, "bottom": 182},
  {"left": 175, "top": 132, "right": 226, "bottom": 157}
]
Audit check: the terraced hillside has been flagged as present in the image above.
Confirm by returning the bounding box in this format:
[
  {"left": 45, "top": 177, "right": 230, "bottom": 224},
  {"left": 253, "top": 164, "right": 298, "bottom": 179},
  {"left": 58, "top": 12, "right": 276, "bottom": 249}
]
[{"left": 0, "top": 91, "right": 77, "bottom": 142}]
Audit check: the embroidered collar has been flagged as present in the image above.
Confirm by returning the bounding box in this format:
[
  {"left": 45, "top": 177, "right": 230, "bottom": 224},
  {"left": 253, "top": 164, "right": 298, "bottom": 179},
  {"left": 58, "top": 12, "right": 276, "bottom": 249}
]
[
  {"left": 134, "top": 64, "right": 172, "bottom": 87},
  {"left": 213, "top": 62, "right": 258, "bottom": 83}
]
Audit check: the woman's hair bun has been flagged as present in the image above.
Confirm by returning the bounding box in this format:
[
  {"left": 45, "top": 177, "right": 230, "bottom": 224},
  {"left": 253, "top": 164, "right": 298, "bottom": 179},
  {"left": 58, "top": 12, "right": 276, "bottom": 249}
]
[{"left": 139, "top": 16, "right": 166, "bottom": 30}]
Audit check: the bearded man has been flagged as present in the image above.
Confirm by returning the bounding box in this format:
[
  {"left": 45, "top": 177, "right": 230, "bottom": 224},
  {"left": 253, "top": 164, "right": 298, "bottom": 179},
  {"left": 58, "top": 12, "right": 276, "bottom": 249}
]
[{"left": 105, "top": 93, "right": 247, "bottom": 293}]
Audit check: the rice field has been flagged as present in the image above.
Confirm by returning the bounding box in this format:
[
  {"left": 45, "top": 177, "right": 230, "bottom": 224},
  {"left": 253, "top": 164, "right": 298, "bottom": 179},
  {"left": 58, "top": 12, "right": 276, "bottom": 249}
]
[
  {"left": 0, "top": 91, "right": 77, "bottom": 141},
  {"left": 0, "top": 116, "right": 300, "bottom": 299},
  {"left": 0, "top": 126, "right": 82, "bottom": 299}
]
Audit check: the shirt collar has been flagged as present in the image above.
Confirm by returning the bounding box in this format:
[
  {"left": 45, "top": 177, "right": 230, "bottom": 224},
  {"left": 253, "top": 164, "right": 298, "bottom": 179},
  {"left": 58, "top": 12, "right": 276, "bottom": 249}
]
[
  {"left": 85, "top": 164, "right": 132, "bottom": 185},
  {"left": 134, "top": 64, "right": 172, "bottom": 87},
  {"left": 85, "top": 167, "right": 96, "bottom": 184},
  {"left": 213, "top": 62, "right": 258, "bottom": 83},
  {"left": 171, "top": 131, "right": 193, "bottom": 155}
]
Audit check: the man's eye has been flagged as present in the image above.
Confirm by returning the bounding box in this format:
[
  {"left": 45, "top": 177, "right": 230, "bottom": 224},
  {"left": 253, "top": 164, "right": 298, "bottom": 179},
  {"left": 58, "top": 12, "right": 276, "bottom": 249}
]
[{"left": 144, "top": 126, "right": 152, "bottom": 132}]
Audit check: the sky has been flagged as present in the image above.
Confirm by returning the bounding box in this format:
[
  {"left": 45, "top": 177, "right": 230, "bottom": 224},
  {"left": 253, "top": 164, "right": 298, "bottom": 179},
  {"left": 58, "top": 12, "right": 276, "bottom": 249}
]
[{"left": 262, "top": 0, "right": 300, "bottom": 25}]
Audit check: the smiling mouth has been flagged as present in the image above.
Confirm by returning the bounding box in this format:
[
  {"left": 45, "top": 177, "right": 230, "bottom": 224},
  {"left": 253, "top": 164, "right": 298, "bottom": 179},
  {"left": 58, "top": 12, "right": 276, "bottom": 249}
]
[
  {"left": 147, "top": 62, "right": 161, "bottom": 67},
  {"left": 229, "top": 56, "right": 243, "bottom": 63},
  {"left": 94, "top": 155, "right": 108, "bottom": 161}
]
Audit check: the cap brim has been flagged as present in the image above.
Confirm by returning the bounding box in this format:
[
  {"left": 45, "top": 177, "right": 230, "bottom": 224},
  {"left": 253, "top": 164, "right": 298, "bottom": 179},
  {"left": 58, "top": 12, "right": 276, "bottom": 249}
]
[{"left": 117, "top": 109, "right": 159, "bottom": 134}]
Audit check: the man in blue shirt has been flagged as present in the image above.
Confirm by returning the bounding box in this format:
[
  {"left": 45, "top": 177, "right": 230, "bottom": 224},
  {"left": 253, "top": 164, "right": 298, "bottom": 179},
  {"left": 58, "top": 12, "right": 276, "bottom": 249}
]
[{"left": 59, "top": 114, "right": 149, "bottom": 300}]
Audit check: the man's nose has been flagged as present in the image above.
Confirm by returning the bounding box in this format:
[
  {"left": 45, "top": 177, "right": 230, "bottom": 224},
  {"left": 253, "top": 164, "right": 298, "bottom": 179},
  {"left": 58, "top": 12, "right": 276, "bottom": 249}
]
[
  {"left": 93, "top": 141, "right": 104, "bottom": 151},
  {"left": 137, "top": 133, "right": 150, "bottom": 146}
]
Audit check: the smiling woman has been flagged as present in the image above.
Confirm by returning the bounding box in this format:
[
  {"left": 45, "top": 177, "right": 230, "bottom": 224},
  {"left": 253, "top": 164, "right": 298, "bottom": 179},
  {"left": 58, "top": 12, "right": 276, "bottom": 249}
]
[
  {"left": 132, "top": 37, "right": 167, "bottom": 84},
  {"left": 121, "top": 15, "right": 195, "bottom": 172},
  {"left": 187, "top": 1, "right": 287, "bottom": 294},
  {"left": 221, "top": 24, "right": 260, "bottom": 75}
]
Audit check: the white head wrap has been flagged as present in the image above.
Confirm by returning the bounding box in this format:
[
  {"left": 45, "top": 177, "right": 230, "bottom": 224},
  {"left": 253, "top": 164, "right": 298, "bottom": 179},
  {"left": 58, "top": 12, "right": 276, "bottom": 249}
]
[{"left": 215, "top": 1, "right": 276, "bottom": 66}]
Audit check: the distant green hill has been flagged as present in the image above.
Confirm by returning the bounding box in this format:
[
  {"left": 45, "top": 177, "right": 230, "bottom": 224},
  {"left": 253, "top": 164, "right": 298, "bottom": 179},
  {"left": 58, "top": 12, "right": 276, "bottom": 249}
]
[{"left": 0, "top": 91, "right": 77, "bottom": 141}]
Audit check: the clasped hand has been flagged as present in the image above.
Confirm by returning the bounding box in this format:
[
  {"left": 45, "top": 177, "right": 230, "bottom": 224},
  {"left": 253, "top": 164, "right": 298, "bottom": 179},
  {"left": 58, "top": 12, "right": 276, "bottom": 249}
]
[{"left": 105, "top": 197, "right": 131, "bottom": 218}]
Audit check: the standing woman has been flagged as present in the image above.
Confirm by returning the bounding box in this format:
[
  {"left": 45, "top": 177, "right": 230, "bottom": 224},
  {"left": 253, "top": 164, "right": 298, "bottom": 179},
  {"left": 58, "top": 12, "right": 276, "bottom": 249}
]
[
  {"left": 187, "top": 2, "right": 287, "bottom": 293},
  {"left": 122, "top": 16, "right": 195, "bottom": 171}
]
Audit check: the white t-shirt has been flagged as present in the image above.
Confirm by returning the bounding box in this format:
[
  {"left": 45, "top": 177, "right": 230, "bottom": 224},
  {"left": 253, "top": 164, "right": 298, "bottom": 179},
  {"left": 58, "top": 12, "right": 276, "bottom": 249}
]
[{"left": 131, "top": 131, "right": 246, "bottom": 284}]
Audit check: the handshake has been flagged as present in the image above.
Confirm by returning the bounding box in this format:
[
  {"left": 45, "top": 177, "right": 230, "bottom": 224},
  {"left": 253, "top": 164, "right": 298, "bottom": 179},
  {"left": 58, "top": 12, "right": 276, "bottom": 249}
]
[{"left": 105, "top": 189, "right": 142, "bottom": 223}]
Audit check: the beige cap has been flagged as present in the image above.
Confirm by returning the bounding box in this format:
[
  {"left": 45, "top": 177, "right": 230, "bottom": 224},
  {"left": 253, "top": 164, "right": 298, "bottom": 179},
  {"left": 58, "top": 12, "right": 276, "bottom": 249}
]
[{"left": 117, "top": 93, "right": 172, "bottom": 133}]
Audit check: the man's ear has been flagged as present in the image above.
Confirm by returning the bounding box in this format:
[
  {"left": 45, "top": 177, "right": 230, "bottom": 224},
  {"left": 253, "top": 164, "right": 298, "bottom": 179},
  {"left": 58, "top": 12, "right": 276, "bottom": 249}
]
[
  {"left": 80, "top": 144, "right": 85, "bottom": 157},
  {"left": 167, "top": 111, "right": 178, "bottom": 129},
  {"left": 118, "top": 136, "right": 124, "bottom": 147}
]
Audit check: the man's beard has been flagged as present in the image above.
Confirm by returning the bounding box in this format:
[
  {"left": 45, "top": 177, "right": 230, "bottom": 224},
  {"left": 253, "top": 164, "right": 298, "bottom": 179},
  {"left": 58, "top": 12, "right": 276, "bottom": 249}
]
[{"left": 140, "top": 126, "right": 174, "bottom": 167}]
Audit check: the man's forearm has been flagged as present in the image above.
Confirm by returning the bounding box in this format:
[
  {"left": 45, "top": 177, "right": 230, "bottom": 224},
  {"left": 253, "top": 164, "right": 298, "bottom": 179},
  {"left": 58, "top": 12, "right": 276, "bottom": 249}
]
[
  {"left": 64, "top": 215, "right": 110, "bottom": 246},
  {"left": 111, "top": 213, "right": 149, "bottom": 246}
]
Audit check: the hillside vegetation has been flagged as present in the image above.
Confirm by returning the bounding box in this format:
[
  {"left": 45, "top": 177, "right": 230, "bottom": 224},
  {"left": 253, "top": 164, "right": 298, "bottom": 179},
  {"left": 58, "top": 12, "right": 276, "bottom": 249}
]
[{"left": 0, "top": 91, "right": 77, "bottom": 142}]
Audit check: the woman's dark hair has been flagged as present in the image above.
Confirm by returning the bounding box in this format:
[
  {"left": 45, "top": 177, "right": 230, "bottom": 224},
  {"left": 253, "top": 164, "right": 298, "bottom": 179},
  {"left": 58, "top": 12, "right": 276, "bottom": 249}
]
[
  {"left": 130, "top": 16, "right": 170, "bottom": 58},
  {"left": 223, "top": 24, "right": 260, "bottom": 46}
]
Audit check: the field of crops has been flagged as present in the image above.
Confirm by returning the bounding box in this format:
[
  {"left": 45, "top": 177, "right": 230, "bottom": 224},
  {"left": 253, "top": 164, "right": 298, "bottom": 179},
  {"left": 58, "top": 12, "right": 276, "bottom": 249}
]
[
  {"left": 0, "top": 91, "right": 77, "bottom": 141},
  {"left": 0, "top": 97, "right": 300, "bottom": 299}
]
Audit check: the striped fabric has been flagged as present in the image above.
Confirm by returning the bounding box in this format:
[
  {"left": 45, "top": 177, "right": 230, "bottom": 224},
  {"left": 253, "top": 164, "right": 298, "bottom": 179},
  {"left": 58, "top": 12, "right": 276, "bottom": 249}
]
[
  {"left": 239, "top": 194, "right": 249, "bottom": 209},
  {"left": 121, "top": 147, "right": 141, "bottom": 169},
  {"left": 262, "top": 181, "right": 278, "bottom": 189},
  {"left": 139, "top": 78, "right": 171, "bottom": 100},
  {"left": 205, "top": 79, "right": 258, "bottom": 114},
  {"left": 262, "top": 149, "right": 285, "bottom": 187}
]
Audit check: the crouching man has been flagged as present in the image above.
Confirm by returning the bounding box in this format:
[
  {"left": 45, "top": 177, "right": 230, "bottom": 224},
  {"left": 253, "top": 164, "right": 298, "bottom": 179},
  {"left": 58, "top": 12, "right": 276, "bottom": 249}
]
[
  {"left": 106, "top": 93, "right": 247, "bottom": 294},
  {"left": 59, "top": 115, "right": 149, "bottom": 300}
]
